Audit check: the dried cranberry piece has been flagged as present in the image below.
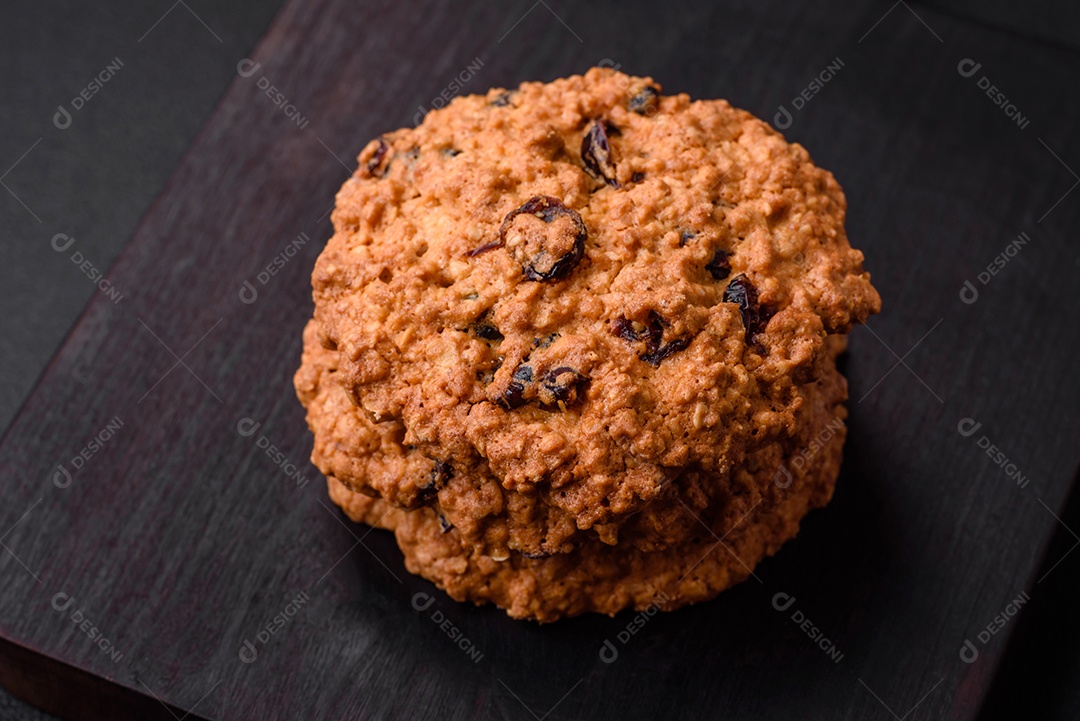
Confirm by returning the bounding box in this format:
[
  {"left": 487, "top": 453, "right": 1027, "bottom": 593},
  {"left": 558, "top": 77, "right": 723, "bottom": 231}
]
[
  {"left": 640, "top": 338, "right": 690, "bottom": 366},
  {"left": 538, "top": 366, "right": 587, "bottom": 407},
  {"left": 612, "top": 317, "right": 638, "bottom": 343},
  {"left": 705, "top": 249, "right": 731, "bottom": 280},
  {"left": 417, "top": 460, "right": 453, "bottom": 502},
  {"left": 533, "top": 333, "right": 559, "bottom": 349},
  {"left": 612, "top": 311, "right": 691, "bottom": 366},
  {"left": 498, "top": 365, "right": 533, "bottom": 409},
  {"left": 498, "top": 196, "right": 587, "bottom": 282},
  {"left": 581, "top": 120, "right": 619, "bottom": 187},
  {"left": 474, "top": 324, "right": 502, "bottom": 341},
  {"left": 465, "top": 239, "right": 502, "bottom": 257},
  {"left": 612, "top": 311, "right": 663, "bottom": 346},
  {"left": 472, "top": 310, "right": 503, "bottom": 341},
  {"left": 359, "top": 137, "right": 391, "bottom": 178},
  {"left": 723, "top": 274, "right": 772, "bottom": 343},
  {"left": 629, "top": 86, "right": 660, "bottom": 114}
]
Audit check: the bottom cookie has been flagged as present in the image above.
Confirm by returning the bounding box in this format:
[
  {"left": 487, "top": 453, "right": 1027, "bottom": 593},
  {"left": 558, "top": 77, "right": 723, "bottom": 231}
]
[{"left": 326, "top": 362, "right": 848, "bottom": 622}]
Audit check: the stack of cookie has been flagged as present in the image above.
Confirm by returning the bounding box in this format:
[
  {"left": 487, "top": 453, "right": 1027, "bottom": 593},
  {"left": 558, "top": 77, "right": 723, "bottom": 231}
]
[{"left": 295, "top": 68, "right": 880, "bottom": 621}]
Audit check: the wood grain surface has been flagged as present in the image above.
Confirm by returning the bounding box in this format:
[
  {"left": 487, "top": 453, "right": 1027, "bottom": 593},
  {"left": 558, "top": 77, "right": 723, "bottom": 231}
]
[{"left": 1, "top": 0, "right": 1078, "bottom": 719}]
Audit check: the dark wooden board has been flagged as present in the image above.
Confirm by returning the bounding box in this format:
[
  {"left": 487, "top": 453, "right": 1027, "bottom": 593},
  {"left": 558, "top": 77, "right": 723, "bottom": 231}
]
[{"left": 1, "top": 0, "right": 1078, "bottom": 719}]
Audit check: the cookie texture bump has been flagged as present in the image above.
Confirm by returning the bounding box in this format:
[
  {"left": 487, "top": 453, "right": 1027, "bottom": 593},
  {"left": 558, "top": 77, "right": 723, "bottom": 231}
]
[{"left": 296, "top": 67, "right": 880, "bottom": 621}]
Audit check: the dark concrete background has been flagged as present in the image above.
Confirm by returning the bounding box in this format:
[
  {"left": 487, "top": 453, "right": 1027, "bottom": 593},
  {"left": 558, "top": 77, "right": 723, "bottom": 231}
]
[{"left": 1, "top": 1, "right": 1077, "bottom": 719}]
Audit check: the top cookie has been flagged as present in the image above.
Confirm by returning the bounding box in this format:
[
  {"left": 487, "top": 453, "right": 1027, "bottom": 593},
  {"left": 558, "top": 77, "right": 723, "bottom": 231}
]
[{"left": 311, "top": 67, "right": 880, "bottom": 535}]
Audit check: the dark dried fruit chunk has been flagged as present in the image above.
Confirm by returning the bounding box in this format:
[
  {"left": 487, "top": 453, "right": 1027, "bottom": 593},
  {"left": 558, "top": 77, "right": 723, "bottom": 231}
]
[
  {"left": 640, "top": 338, "right": 690, "bottom": 366},
  {"left": 612, "top": 313, "right": 661, "bottom": 345},
  {"left": 472, "top": 310, "right": 503, "bottom": 341},
  {"left": 438, "top": 514, "right": 453, "bottom": 533},
  {"left": 533, "top": 333, "right": 559, "bottom": 349},
  {"left": 359, "top": 137, "right": 391, "bottom": 178},
  {"left": 611, "top": 317, "right": 637, "bottom": 342},
  {"left": 495, "top": 361, "right": 585, "bottom": 410},
  {"left": 612, "top": 311, "right": 691, "bottom": 366},
  {"left": 723, "top": 274, "right": 772, "bottom": 343},
  {"left": 499, "top": 196, "right": 587, "bottom": 282},
  {"left": 631, "top": 172, "right": 645, "bottom": 183},
  {"left": 498, "top": 364, "right": 533, "bottom": 409},
  {"left": 629, "top": 86, "right": 660, "bottom": 115},
  {"left": 581, "top": 120, "right": 619, "bottom": 186},
  {"left": 489, "top": 91, "right": 513, "bottom": 107},
  {"left": 433, "top": 460, "right": 453, "bottom": 483},
  {"left": 474, "top": 324, "right": 503, "bottom": 341},
  {"left": 538, "top": 366, "right": 587, "bottom": 407},
  {"left": 705, "top": 249, "right": 731, "bottom": 280},
  {"left": 418, "top": 460, "right": 453, "bottom": 502},
  {"left": 679, "top": 229, "right": 697, "bottom": 247},
  {"left": 465, "top": 239, "right": 503, "bottom": 257}
]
